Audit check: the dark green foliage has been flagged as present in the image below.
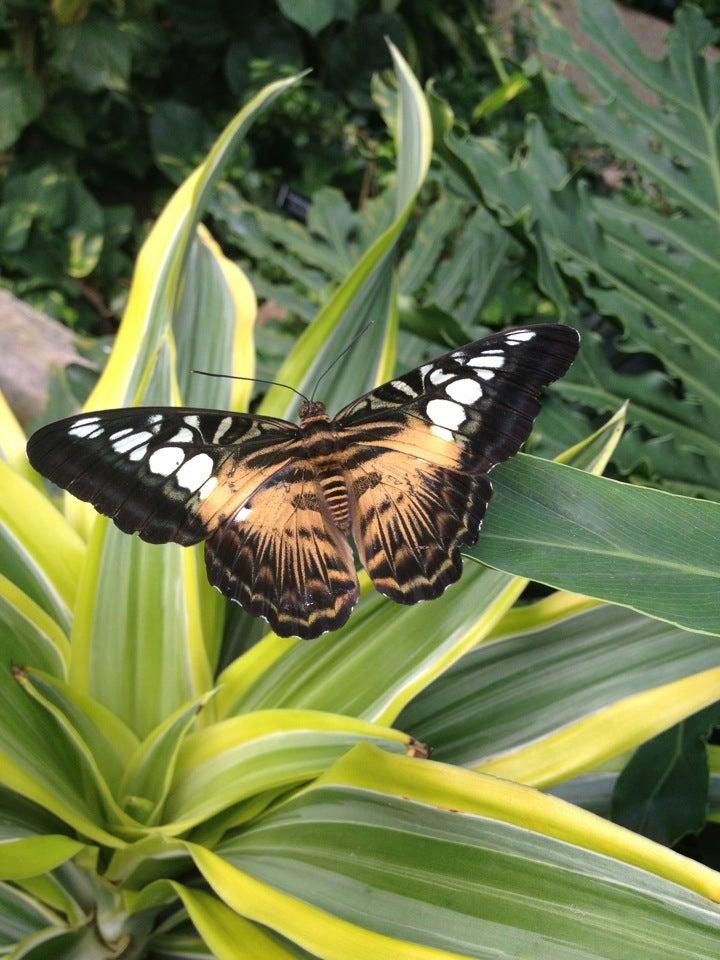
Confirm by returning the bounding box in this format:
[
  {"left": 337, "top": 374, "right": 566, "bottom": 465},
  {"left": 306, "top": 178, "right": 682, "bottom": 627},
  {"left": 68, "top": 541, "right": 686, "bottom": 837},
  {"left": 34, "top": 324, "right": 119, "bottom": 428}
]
[
  {"left": 0, "top": 0, "right": 495, "bottom": 332},
  {"left": 612, "top": 704, "right": 720, "bottom": 846}
]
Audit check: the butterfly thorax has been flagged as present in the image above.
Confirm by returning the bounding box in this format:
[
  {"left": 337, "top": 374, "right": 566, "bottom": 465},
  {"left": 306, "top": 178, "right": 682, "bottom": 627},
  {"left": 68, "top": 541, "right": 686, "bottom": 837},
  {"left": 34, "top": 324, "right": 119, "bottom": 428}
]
[{"left": 298, "top": 401, "right": 352, "bottom": 533}]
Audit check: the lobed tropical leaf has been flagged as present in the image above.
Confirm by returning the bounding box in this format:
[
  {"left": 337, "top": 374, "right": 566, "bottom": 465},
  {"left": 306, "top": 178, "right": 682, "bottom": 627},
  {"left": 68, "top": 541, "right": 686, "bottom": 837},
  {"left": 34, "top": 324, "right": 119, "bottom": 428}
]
[
  {"left": 611, "top": 702, "right": 720, "bottom": 845},
  {"left": 441, "top": 0, "right": 720, "bottom": 498}
]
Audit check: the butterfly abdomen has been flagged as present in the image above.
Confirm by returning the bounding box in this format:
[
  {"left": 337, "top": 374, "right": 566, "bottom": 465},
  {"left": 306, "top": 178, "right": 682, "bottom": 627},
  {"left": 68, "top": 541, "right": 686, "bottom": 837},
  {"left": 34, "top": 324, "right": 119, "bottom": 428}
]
[{"left": 299, "top": 412, "right": 352, "bottom": 534}]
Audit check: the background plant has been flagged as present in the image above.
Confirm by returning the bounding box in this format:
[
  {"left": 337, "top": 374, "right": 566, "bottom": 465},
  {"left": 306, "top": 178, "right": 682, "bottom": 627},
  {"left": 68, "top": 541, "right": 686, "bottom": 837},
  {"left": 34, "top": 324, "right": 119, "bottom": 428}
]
[
  {"left": 0, "top": 0, "right": 499, "bottom": 334},
  {"left": 1, "top": 2, "right": 720, "bottom": 956}
]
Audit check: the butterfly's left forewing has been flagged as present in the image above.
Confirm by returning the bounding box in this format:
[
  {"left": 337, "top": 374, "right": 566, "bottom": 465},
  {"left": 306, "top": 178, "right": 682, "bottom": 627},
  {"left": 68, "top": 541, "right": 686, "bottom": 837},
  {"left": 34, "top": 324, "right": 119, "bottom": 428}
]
[
  {"left": 337, "top": 324, "right": 580, "bottom": 602},
  {"left": 27, "top": 407, "right": 298, "bottom": 545}
]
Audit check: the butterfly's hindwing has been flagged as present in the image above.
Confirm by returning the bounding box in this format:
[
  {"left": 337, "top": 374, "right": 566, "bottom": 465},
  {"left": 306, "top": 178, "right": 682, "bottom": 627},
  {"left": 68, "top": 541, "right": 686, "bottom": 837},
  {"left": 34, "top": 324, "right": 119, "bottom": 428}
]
[
  {"left": 346, "top": 443, "right": 492, "bottom": 603},
  {"left": 26, "top": 408, "right": 297, "bottom": 545},
  {"left": 204, "top": 461, "right": 358, "bottom": 639}
]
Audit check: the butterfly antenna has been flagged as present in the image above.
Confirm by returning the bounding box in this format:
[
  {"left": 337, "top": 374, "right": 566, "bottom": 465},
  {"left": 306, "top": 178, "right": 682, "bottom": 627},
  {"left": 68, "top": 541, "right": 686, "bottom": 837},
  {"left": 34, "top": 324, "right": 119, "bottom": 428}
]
[
  {"left": 191, "top": 370, "right": 311, "bottom": 403},
  {"left": 310, "top": 320, "right": 375, "bottom": 402}
]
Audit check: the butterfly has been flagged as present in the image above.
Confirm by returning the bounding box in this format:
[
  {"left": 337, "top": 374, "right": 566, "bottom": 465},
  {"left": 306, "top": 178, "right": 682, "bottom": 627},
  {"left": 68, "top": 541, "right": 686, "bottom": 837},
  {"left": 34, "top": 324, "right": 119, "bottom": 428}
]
[{"left": 27, "top": 323, "right": 579, "bottom": 639}]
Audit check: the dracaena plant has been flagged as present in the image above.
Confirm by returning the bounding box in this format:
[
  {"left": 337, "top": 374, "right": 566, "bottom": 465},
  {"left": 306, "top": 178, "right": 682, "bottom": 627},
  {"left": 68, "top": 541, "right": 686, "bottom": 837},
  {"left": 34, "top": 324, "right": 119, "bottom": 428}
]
[{"left": 1, "top": 41, "right": 720, "bottom": 960}]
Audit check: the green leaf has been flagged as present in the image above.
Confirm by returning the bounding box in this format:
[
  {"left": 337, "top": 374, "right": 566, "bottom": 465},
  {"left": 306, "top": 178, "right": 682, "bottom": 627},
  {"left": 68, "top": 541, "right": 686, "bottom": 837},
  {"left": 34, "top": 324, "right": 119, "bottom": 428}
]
[
  {"left": 217, "top": 568, "right": 526, "bottom": 725},
  {"left": 162, "top": 710, "right": 413, "bottom": 831},
  {"left": 0, "top": 55, "right": 44, "bottom": 151},
  {"left": 258, "top": 43, "right": 431, "bottom": 419},
  {"left": 612, "top": 702, "right": 720, "bottom": 845},
  {"left": 400, "top": 593, "right": 720, "bottom": 786},
  {"left": 472, "top": 72, "right": 530, "bottom": 122},
  {"left": 0, "top": 576, "right": 68, "bottom": 678},
  {"left": 50, "top": 11, "right": 133, "bottom": 93},
  {"left": 470, "top": 453, "right": 720, "bottom": 636},
  {"left": 21, "top": 669, "right": 138, "bottom": 799},
  {"left": 277, "top": 0, "right": 339, "bottom": 36},
  {"left": 194, "top": 747, "right": 720, "bottom": 960},
  {"left": 70, "top": 75, "right": 296, "bottom": 736},
  {"left": 0, "top": 462, "right": 84, "bottom": 634},
  {"left": 0, "top": 836, "right": 84, "bottom": 882},
  {"left": 0, "top": 883, "right": 61, "bottom": 945},
  {"left": 171, "top": 886, "right": 302, "bottom": 960},
  {"left": 0, "top": 666, "right": 122, "bottom": 847},
  {"left": 448, "top": 0, "right": 720, "bottom": 497},
  {"left": 120, "top": 694, "right": 210, "bottom": 826}
]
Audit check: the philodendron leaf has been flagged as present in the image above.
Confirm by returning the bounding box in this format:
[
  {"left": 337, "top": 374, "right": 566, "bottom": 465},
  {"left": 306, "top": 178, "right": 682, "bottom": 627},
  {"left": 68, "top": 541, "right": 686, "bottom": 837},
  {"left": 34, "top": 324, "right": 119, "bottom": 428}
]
[
  {"left": 444, "top": 0, "right": 720, "bottom": 498},
  {"left": 612, "top": 702, "right": 720, "bottom": 846}
]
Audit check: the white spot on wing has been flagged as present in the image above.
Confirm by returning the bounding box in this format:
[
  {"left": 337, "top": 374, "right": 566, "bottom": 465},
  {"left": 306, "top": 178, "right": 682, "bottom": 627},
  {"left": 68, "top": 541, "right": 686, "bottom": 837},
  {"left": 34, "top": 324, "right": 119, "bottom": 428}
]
[
  {"left": 235, "top": 505, "right": 252, "bottom": 521},
  {"left": 72, "top": 416, "right": 99, "bottom": 427},
  {"left": 476, "top": 370, "right": 495, "bottom": 381},
  {"left": 429, "top": 369, "right": 453, "bottom": 385},
  {"left": 176, "top": 453, "right": 214, "bottom": 492},
  {"left": 426, "top": 398, "right": 465, "bottom": 430},
  {"left": 468, "top": 355, "right": 504, "bottom": 369},
  {"left": 184, "top": 415, "right": 201, "bottom": 429},
  {"left": 446, "top": 378, "right": 482, "bottom": 404},
  {"left": 129, "top": 444, "right": 148, "bottom": 462},
  {"left": 149, "top": 446, "right": 185, "bottom": 476},
  {"left": 507, "top": 330, "right": 535, "bottom": 342},
  {"left": 113, "top": 430, "right": 152, "bottom": 453},
  {"left": 430, "top": 425, "right": 454, "bottom": 441},
  {"left": 198, "top": 476, "right": 218, "bottom": 500},
  {"left": 109, "top": 428, "right": 132, "bottom": 440},
  {"left": 170, "top": 427, "right": 194, "bottom": 443},
  {"left": 391, "top": 379, "right": 417, "bottom": 397},
  {"left": 213, "top": 416, "right": 232, "bottom": 442},
  {"left": 69, "top": 421, "right": 103, "bottom": 439}
]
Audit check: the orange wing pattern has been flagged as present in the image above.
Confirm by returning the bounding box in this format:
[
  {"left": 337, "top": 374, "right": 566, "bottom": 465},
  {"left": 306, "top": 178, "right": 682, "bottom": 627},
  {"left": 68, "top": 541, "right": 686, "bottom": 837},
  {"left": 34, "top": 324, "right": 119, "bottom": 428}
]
[
  {"left": 204, "top": 462, "right": 358, "bottom": 639},
  {"left": 26, "top": 325, "right": 580, "bottom": 639},
  {"left": 345, "top": 422, "right": 491, "bottom": 602}
]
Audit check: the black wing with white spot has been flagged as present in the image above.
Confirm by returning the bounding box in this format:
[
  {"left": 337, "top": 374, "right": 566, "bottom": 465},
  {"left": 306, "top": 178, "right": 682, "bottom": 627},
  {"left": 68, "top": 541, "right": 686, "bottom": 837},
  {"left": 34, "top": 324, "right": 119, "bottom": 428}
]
[
  {"left": 337, "top": 324, "right": 579, "bottom": 604},
  {"left": 26, "top": 407, "right": 299, "bottom": 546},
  {"left": 336, "top": 324, "right": 580, "bottom": 474}
]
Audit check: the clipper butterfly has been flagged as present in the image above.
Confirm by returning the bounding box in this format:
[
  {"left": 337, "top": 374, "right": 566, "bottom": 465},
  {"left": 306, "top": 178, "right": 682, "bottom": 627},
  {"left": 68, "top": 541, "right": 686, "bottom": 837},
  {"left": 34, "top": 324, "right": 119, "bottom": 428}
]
[{"left": 27, "top": 324, "right": 579, "bottom": 639}]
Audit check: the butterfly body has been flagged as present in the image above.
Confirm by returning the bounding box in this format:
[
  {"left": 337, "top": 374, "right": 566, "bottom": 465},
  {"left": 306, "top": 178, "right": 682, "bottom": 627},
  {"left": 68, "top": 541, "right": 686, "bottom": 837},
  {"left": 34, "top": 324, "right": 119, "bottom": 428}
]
[
  {"left": 296, "top": 401, "right": 353, "bottom": 533},
  {"left": 27, "top": 324, "right": 580, "bottom": 639}
]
